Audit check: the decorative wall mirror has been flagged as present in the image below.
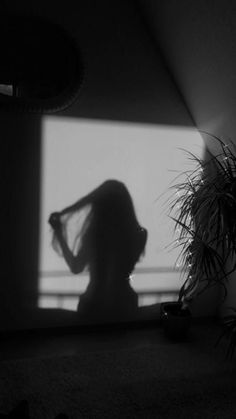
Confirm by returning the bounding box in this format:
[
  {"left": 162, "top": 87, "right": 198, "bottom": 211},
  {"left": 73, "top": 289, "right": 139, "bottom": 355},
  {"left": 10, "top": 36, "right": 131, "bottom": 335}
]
[{"left": 0, "top": 15, "right": 84, "bottom": 113}]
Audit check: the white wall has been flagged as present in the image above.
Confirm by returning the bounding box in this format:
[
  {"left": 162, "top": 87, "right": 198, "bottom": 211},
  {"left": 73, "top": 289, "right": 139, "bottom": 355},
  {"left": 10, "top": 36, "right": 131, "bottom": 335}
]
[{"left": 39, "top": 118, "right": 204, "bottom": 312}]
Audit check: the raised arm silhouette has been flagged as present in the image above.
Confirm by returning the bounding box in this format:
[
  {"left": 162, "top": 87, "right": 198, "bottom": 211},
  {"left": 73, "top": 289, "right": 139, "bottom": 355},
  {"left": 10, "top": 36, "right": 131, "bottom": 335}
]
[{"left": 49, "top": 180, "right": 147, "bottom": 321}]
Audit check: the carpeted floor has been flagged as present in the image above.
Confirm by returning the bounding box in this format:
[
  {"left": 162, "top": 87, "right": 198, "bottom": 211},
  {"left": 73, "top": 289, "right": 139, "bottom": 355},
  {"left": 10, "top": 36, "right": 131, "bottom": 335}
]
[{"left": 0, "top": 331, "right": 236, "bottom": 419}]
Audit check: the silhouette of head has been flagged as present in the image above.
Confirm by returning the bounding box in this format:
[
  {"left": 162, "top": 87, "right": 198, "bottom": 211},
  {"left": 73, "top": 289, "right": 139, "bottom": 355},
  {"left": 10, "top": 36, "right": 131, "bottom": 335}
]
[
  {"left": 52, "top": 179, "right": 147, "bottom": 278},
  {"left": 86, "top": 180, "right": 147, "bottom": 273},
  {"left": 92, "top": 180, "right": 141, "bottom": 235}
]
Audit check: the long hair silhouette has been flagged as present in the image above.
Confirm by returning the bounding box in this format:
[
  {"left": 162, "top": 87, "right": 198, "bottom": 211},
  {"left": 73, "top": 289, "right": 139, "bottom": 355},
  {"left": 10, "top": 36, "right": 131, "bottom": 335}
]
[{"left": 49, "top": 180, "right": 147, "bottom": 318}]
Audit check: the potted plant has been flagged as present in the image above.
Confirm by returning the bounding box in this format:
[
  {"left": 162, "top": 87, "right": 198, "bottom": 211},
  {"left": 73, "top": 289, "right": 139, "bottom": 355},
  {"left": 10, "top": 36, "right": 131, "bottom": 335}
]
[
  {"left": 160, "top": 300, "right": 191, "bottom": 340},
  {"left": 162, "top": 134, "right": 236, "bottom": 341}
]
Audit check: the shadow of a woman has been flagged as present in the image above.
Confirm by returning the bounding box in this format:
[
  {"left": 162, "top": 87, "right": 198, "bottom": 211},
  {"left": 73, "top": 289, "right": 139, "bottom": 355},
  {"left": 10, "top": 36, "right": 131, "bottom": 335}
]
[{"left": 49, "top": 180, "right": 147, "bottom": 322}]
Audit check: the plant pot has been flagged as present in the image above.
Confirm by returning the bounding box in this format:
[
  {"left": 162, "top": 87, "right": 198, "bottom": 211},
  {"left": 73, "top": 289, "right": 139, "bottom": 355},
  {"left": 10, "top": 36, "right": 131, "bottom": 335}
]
[{"left": 160, "top": 301, "right": 191, "bottom": 340}]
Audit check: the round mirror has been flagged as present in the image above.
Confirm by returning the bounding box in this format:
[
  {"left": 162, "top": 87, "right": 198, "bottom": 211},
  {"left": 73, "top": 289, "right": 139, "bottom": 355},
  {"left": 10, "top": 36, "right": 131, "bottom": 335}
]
[{"left": 0, "top": 15, "right": 84, "bottom": 113}]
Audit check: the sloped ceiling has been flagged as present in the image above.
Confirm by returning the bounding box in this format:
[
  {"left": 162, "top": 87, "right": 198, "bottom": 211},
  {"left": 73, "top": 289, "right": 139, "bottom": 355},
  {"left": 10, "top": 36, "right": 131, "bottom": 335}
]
[
  {"left": 1, "top": 0, "right": 193, "bottom": 125},
  {"left": 139, "top": 0, "right": 236, "bottom": 152}
]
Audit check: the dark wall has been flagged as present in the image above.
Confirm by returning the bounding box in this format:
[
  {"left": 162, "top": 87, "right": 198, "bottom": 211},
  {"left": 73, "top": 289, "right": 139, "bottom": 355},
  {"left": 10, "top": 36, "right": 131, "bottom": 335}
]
[
  {"left": 0, "top": 113, "right": 41, "bottom": 329},
  {"left": 4, "top": 0, "right": 194, "bottom": 126},
  {"left": 0, "top": 1, "right": 196, "bottom": 329},
  {"left": 139, "top": 0, "right": 236, "bottom": 148}
]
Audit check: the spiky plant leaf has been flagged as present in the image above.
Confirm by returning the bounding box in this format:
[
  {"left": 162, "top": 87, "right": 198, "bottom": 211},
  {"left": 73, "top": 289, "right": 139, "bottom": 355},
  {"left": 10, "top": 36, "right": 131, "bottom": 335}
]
[{"left": 168, "top": 135, "right": 236, "bottom": 309}]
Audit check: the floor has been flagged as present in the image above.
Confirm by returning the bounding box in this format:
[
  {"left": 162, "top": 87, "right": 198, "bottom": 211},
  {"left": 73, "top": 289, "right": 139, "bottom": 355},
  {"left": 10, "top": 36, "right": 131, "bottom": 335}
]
[
  {"left": 0, "top": 317, "right": 228, "bottom": 362},
  {"left": 0, "top": 318, "right": 235, "bottom": 419}
]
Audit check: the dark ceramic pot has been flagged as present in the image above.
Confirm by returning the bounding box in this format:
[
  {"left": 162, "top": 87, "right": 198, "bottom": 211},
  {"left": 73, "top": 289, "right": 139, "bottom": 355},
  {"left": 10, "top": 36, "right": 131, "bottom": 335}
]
[{"left": 160, "top": 301, "right": 191, "bottom": 340}]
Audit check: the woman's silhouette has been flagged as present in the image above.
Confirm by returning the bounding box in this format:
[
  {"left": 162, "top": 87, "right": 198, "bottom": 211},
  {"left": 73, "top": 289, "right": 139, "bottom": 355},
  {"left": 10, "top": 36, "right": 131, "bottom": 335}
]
[{"left": 49, "top": 180, "right": 147, "bottom": 320}]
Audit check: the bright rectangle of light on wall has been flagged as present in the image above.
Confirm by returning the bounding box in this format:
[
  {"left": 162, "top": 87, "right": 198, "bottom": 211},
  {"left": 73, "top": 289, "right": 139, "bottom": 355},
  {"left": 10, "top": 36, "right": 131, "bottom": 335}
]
[{"left": 39, "top": 117, "right": 204, "bottom": 310}]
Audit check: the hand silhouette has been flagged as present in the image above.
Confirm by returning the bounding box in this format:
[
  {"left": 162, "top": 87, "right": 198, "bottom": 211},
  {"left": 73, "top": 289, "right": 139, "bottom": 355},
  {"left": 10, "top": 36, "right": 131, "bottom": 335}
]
[{"left": 48, "top": 212, "right": 62, "bottom": 231}]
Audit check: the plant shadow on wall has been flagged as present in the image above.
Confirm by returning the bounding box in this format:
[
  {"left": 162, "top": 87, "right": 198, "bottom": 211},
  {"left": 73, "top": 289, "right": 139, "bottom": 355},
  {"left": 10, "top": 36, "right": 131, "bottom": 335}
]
[{"left": 162, "top": 133, "right": 236, "bottom": 356}]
